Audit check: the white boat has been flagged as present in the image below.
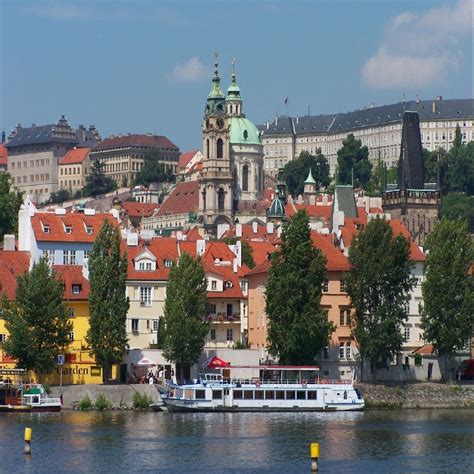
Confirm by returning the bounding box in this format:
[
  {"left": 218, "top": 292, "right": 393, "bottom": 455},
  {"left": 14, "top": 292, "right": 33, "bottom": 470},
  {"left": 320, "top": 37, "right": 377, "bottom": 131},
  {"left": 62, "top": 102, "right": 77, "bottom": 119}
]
[{"left": 162, "top": 365, "right": 364, "bottom": 412}]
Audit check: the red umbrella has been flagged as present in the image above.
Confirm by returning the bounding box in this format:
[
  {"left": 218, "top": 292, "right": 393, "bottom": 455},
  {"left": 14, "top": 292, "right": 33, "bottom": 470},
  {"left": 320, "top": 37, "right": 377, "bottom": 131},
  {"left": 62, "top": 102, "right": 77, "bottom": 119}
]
[{"left": 207, "top": 356, "right": 230, "bottom": 368}]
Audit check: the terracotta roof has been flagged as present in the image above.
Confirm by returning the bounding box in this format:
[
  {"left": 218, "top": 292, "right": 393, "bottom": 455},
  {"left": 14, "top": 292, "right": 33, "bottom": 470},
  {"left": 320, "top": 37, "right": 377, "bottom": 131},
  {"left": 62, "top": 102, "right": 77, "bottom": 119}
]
[
  {"left": 411, "top": 344, "right": 435, "bottom": 355},
  {"left": 0, "top": 144, "right": 7, "bottom": 166},
  {"left": 178, "top": 150, "right": 199, "bottom": 168},
  {"left": 389, "top": 220, "right": 425, "bottom": 262},
  {"left": 54, "top": 265, "right": 90, "bottom": 299},
  {"left": 124, "top": 238, "right": 179, "bottom": 281},
  {"left": 0, "top": 250, "right": 30, "bottom": 300},
  {"left": 246, "top": 241, "right": 277, "bottom": 266},
  {"left": 186, "top": 161, "right": 203, "bottom": 174},
  {"left": 246, "top": 258, "right": 271, "bottom": 276},
  {"left": 285, "top": 203, "right": 332, "bottom": 221},
  {"left": 222, "top": 224, "right": 279, "bottom": 243},
  {"left": 31, "top": 212, "right": 116, "bottom": 242},
  {"left": 59, "top": 147, "right": 90, "bottom": 165},
  {"left": 93, "top": 134, "right": 178, "bottom": 151},
  {"left": 311, "top": 231, "right": 350, "bottom": 271},
  {"left": 122, "top": 202, "right": 159, "bottom": 218},
  {"left": 157, "top": 181, "right": 199, "bottom": 216},
  {"left": 236, "top": 200, "right": 268, "bottom": 213},
  {"left": 182, "top": 226, "right": 203, "bottom": 241}
]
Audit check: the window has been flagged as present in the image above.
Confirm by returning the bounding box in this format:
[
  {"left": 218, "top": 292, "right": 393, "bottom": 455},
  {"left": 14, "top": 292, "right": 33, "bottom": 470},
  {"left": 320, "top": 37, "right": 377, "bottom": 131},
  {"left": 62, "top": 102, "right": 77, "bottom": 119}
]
[
  {"left": 68, "top": 307, "right": 75, "bottom": 318},
  {"left": 340, "top": 277, "right": 347, "bottom": 293},
  {"left": 216, "top": 138, "right": 223, "bottom": 158},
  {"left": 226, "top": 329, "right": 233, "bottom": 341},
  {"left": 404, "top": 327, "right": 410, "bottom": 342},
  {"left": 140, "top": 286, "right": 152, "bottom": 306},
  {"left": 63, "top": 250, "right": 76, "bottom": 265},
  {"left": 195, "top": 390, "right": 206, "bottom": 400},
  {"left": 86, "top": 226, "right": 93, "bottom": 235},
  {"left": 152, "top": 320, "right": 159, "bottom": 333},
  {"left": 210, "top": 329, "right": 216, "bottom": 340},
  {"left": 265, "top": 391, "right": 275, "bottom": 400},
  {"left": 212, "top": 390, "right": 222, "bottom": 400},
  {"left": 65, "top": 225, "right": 72, "bottom": 234},
  {"left": 211, "top": 280, "right": 217, "bottom": 290},
  {"left": 242, "top": 165, "right": 249, "bottom": 191},
  {"left": 339, "top": 342, "right": 345, "bottom": 359},
  {"left": 233, "top": 390, "right": 243, "bottom": 399},
  {"left": 218, "top": 188, "right": 225, "bottom": 211},
  {"left": 0, "top": 334, "right": 7, "bottom": 344},
  {"left": 42, "top": 249, "right": 55, "bottom": 263},
  {"left": 244, "top": 390, "right": 253, "bottom": 400},
  {"left": 255, "top": 390, "right": 264, "bottom": 400},
  {"left": 43, "top": 224, "right": 50, "bottom": 234},
  {"left": 307, "top": 391, "right": 317, "bottom": 400},
  {"left": 346, "top": 344, "right": 351, "bottom": 360},
  {"left": 275, "top": 390, "right": 285, "bottom": 400},
  {"left": 285, "top": 391, "right": 295, "bottom": 400},
  {"left": 240, "top": 280, "right": 248, "bottom": 293},
  {"left": 84, "top": 250, "right": 89, "bottom": 260},
  {"left": 72, "top": 284, "right": 81, "bottom": 294},
  {"left": 131, "top": 319, "right": 139, "bottom": 333},
  {"left": 164, "top": 259, "right": 173, "bottom": 268},
  {"left": 210, "top": 303, "right": 217, "bottom": 314},
  {"left": 297, "top": 391, "right": 306, "bottom": 400},
  {"left": 69, "top": 331, "right": 75, "bottom": 342},
  {"left": 322, "top": 279, "right": 329, "bottom": 293},
  {"left": 339, "top": 307, "right": 349, "bottom": 326}
]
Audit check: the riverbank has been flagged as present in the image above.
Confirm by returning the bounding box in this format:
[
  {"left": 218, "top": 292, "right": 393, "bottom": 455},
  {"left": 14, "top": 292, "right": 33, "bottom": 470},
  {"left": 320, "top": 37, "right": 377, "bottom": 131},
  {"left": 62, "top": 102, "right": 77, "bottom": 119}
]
[
  {"left": 356, "top": 382, "right": 474, "bottom": 409},
  {"left": 50, "top": 382, "right": 474, "bottom": 410}
]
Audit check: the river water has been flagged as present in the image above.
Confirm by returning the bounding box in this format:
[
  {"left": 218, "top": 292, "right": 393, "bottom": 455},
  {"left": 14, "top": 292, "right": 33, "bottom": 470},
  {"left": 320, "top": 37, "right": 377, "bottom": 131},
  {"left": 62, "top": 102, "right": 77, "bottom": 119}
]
[{"left": 0, "top": 409, "right": 472, "bottom": 473}]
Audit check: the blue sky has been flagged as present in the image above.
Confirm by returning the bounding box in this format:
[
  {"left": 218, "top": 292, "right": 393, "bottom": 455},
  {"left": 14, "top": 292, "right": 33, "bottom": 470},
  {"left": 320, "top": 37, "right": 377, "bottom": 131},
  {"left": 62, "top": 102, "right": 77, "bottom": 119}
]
[{"left": 1, "top": 0, "right": 472, "bottom": 152}]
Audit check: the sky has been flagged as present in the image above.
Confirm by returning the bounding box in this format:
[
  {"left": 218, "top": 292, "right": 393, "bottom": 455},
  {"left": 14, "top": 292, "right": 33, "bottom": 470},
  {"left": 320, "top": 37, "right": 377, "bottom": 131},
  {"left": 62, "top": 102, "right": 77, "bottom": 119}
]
[{"left": 0, "top": 0, "right": 472, "bottom": 152}]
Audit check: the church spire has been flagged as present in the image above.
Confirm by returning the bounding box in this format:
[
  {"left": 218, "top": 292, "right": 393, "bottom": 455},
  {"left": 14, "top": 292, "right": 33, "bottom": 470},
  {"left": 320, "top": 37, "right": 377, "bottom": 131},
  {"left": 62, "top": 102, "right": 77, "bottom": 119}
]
[
  {"left": 226, "top": 57, "right": 242, "bottom": 117},
  {"left": 208, "top": 52, "right": 224, "bottom": 99}
]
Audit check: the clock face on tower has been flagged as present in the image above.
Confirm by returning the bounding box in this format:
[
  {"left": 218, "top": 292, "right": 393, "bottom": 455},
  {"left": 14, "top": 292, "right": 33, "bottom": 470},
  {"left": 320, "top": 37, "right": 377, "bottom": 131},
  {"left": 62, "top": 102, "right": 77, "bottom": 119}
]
[{"left": 216, "top": 117, "right": 225, "bottom": 129}]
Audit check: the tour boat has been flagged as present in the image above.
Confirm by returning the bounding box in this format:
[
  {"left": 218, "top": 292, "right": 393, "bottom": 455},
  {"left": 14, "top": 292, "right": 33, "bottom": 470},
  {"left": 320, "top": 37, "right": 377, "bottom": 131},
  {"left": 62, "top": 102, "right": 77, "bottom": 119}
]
[
  {"left": 0, "top": 369, "right": 62, "bottom": 413},
  {"left": 162, "top": 365, "right": 364, "bottom": 412}
]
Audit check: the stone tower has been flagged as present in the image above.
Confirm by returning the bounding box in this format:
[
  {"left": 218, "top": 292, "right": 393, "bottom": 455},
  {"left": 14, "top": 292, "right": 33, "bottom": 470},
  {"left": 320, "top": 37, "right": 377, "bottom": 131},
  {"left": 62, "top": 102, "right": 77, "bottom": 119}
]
[{"left": 198, "top": 54, "right": 234, "bottom": 230}]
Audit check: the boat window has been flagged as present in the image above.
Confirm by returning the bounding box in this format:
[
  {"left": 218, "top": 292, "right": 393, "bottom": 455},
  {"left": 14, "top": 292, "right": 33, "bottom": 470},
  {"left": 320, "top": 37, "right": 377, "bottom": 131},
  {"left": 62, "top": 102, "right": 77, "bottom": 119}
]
[
  {"left": 244, "top": 390, "right": 253, "bottom": 400},
  {"left": 195, "top": 390, "right": 206, "bottom": 400},
  {"left": 212, "top": 390, "right": 222, "bottom": 400},
  {"left": 275, "top": 390, "right": 285, "bottom": 400},
  {"left": 307, "top": 391, "right": 317, "bottom": 400},
  {"left": 285, "top": 391, "right": 296, "bottom": 400},
  {"left": 297, "top": 391, "right": 306, "bottom": 400},
  {"left": 265, "top": 390, "right": 275, "bottom": 400},
  {"left": 233, "top": 390, "right": 242, "bottom": 399},
  {"left": 344, "top": 391, "right": 347, "bottom": 399},
  {"left": 255, "top": 390, "right": 264, "bottom": 400}
]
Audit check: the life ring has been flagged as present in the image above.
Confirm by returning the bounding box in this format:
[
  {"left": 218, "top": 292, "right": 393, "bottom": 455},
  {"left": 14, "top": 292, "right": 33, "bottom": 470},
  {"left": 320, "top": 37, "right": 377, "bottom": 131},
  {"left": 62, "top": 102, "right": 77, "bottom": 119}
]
[
  {"left": 25, "top": 385, "right": 31, "bottom": 391},
  {"left": 302, "top": 379, "right": 307, "bottom": 386},
  {"left": 255, "top": 379, "right": 261, "bottom": 387}
]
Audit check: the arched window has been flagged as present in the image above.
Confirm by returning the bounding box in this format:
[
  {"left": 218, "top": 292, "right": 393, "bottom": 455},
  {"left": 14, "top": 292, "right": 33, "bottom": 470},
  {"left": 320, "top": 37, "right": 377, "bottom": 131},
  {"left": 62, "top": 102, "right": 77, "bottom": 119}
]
[
  {"left": 202, "top": 189, "right": 206, "bottom": 211},
  {"left": 218, "top": 188, "right": 225, "bottom": 211},
  {"left": 230, "top": 105, "right": 233, "bottom": 114},
  {"left": 216, "top": 138, "right": 223, "bottom": 159},
  {"left": 242, "top": 165, "right": 249, "bottom": 192},
  {"left": 206, "top": 139, "right": 210, "bottom": 159}
]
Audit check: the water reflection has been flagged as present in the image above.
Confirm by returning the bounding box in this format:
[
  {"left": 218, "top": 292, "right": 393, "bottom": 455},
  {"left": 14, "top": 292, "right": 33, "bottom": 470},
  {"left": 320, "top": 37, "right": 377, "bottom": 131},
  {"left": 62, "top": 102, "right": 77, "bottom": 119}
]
[{"left": 0, "top": 409, "right": 472, "bottom": 473}]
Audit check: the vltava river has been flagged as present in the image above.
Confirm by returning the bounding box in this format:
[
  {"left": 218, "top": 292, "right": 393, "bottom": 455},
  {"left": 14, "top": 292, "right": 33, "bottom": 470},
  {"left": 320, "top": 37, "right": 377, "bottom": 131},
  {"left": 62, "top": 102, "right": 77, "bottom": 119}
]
[{"left": 1, "top": 409, "right": 472, "bottom": 473}]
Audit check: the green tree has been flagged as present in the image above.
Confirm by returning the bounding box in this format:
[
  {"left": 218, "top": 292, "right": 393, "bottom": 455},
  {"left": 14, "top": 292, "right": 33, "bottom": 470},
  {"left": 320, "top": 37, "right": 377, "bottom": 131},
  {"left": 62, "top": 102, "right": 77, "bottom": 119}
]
[
  {"left": 453, "top": 124, "right": 462, "bottom": 149},
  {"left": 134, "top": 148, "right": 175, "bottom": 186},
  {"left": 441, "top": 193, "right": 474, "bottom": 232},
  {"left": 222, "top": 236, "right": 255, "bottom": 269},
  {"left": 420, "top": 219, "right": 474, "bottom": 381},
  {"left": 346, "top": 218, "right": 414, "bottom": 381},
  {"left": 1, "top": 257, "right": 72, "bottom": 377},
  {"left": 161, "top": 252, "right": 208, "bottom": 379},
  {"left": 86, "top": 220, "right": 129, "bottom": 382},
  {"left": 336, "top": 134, "right": 372, "bottom": 189},
  {"left": 282, "top": 150, "right": 330, "bottom": 196},
  {"left": 83, "top": 159, "right": 117, "bottom": 197},
  {"left": 0, "top": 173, "right": 23, "bottom": 241},
  {"left": 48, "top": 189, "right": 71, "bottom": 204},
  {"left": 265, "top": 210, "right": 334, "bottom": 364}
]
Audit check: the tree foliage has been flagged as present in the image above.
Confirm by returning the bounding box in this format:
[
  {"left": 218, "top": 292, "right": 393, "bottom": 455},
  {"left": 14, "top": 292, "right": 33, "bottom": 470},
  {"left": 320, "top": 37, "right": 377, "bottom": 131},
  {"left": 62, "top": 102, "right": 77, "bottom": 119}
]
[
  {"left": 2, "top": 257, "right": 72, "bottom": 374},
  {"left": 265, "top": 210, "right": 334, "bottom": 364},
  {"left": 222, "top": 236, "right": 255, "bottom": 269},
  {"left": 282, "top": 150, "right": 330, "bottom": 196},
  {"left": 337, "top": 134, "right": 372, "bottom": 189},
  {"left": 86, "top": 220, "right": 129, "bottom": 381},
  {"left": 83, "top": 159, "right": 117, "bottom": 197},
  {"left": 0, "top": 173, "right": 23, "bottom": 240},
  {"left": 441, "top": 193, "right": 474, "bottom": 233},
  {"left": 161, "top": 253, "right": 208, "bottom": 374},
  {"left": 346, "top": 218, "right": 414, "bottom": 379},
  {"left": 134, "top": 148, "right": 175, "bottom": 187},
  {"left": 48, "top": 189, "right": 72, "bottom": 204},
  {"left": 420, "top": 219, "right": 474, "bottom": 381}
]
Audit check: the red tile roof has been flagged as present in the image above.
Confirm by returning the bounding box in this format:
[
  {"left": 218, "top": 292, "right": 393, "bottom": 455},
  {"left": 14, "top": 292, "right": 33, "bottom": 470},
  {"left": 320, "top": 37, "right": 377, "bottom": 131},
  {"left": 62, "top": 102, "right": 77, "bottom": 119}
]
[
  {"left": 93, "top": 134, "right": 178, "bottom": 151},
  {"left": 178, "top": 150, "right": 199, "bottom": 168},
  {"left": 411, "top": 343, "right": 434, "bottom": 355},
  {"left": 247, "top": 241, "right": 277, "bottom": 266},
  {"left": 247, "top": 258, "right": 272, "bottom": 276},
  {"left": 389, "top": 220, "right": 425, "bottom": 262},
  {"left": 122, "top": 202, "right": 159, "bottom": 218},
  {"left": 31, "top": 212, "right": 116, "bottom": 242},
  {"left": 221, "top": 224, "right": 279, "bottom": 243},
  {"left": 285, "top": 203, "right": 332, "bottom": 220},
  {"left": 157, "top": 181, "right": 199, "bottom": 216},
  {"left": 0, "top": 144, "right": 7, "bottom": 166},
  {"left": 54, "top": 265, "right": 90, "bottom": 299},
  {"left": 0, "top": 250, "right": 30, "bottom": 300},
  {"left": 311, "top": 231, "right": 350, "bottom": 271},
  {"left": 59, "top": 147, "right": 90, "bottom": 165},
  {"left": 182, "top": 226, "right": 203, "bottom": 241}
]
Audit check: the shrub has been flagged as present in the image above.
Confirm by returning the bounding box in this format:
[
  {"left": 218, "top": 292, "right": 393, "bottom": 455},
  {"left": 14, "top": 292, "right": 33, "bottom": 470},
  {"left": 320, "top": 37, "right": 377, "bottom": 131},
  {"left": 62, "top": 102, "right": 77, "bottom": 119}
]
[
  {"left": 95, "top": 393, "right": 112, "bottom": 411},
  {"left": 78, "top": 395, "right": 93, "bottom": 411},
  {"left": 133, "top": 391, "right": 153, "bottom": 409}
]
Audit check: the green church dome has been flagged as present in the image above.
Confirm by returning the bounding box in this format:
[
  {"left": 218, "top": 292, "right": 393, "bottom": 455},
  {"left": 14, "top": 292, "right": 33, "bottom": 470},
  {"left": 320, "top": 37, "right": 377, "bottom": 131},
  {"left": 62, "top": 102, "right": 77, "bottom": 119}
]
[
  {"left": 268, "top": 196, "right": 285, "bottom": 218},
  {"left": 229, "top": 117, "right": 262, "bottom": 145}
]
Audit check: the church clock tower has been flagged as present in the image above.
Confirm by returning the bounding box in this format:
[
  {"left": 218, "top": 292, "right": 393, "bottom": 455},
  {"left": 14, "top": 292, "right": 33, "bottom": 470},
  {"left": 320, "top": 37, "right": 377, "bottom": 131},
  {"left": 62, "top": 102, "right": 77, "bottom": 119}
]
[{"left": 198, "top": 54, "right": 233, "bottom": 231}]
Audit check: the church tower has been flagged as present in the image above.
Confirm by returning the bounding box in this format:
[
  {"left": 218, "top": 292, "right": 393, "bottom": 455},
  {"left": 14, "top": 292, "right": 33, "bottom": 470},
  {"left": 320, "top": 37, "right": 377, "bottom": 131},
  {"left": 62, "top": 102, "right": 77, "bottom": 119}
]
[{"left": 198, "top": 54, "right": 234, "bottom": 230}]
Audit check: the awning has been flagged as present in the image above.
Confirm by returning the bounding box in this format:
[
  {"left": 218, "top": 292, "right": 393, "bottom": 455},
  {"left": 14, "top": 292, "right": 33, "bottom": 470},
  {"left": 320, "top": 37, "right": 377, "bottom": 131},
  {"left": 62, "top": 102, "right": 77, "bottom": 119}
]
[
  {"left": 206, "top": 356, "right": 231, "bottom": 368},
  {"left": 136, "top": 357, "right": 157, "bottom": 366}
]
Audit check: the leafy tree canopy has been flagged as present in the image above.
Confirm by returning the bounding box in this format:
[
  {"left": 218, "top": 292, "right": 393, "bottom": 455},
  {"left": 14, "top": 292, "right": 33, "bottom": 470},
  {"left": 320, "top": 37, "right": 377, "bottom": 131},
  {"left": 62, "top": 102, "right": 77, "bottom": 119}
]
[
  {"left": 0, "top": 173, "right": 23, "bottom": 241},
  {"left": 222, "top": 236, "right": 256, "bottom": 269},
  {"left": 420, "top": 219, "right": 474, "bottom": 381},
  {"left": 83, "top": 159, "right": 117, "bottom": 197},
  {"left": 48, "top": 189, "right": 72, "bottom": 205},
  {"left": 161, "top": 253, "right": 208, "bottom": 373},
  {"left": 86, "top": 220, "right": 129, "bottom": 381},
  {"left": 346, "top": 218, "right": 414, "bottom": 379},
  {"left": 134, "top": 147, "right": 176, "bottom": 187},
  {"left": 441, "top": 193, "right": 474, "bottom": 233},
  {"left": 2, "top": 257, "right": 72, "bottom": 374},
  {"left": 282, "top": 150, "right": 330, "bottom": 196},
  {"left": 337, "top": 134, "right": 372, "bottom": 189},
  {"left": 265, "top": 210, "right": 334, "bottom": 364}
]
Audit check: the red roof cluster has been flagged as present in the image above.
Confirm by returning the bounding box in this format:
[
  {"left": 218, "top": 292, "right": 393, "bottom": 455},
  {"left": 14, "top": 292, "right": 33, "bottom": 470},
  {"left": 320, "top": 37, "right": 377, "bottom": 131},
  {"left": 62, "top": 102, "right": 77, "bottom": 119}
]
[
  {"left": 157, "top": 181, "right": 199, "bottom": 216},
  {"left": 122, "top": 202, "right": 159, "bottom": 219},
  {"left": 93, "top": 134, "right": 178, "bottom": 151},
  {"left": 54, "top": 265, "right": 90, "bottom": 299},
  {"left": 221, "top": 224, "right": 279, "bottom": 243},
  {"left": 0, "top": 250, "right": 30, "bottom": 300},
  {"left": 59, "top": 147, "right": 90, "bottom": 165},
  {"left": 178, "top": 150, "right": 199, "bottom": 168},
  {"left": 0, "top": 144, "right": 8, "bottom": 166}
]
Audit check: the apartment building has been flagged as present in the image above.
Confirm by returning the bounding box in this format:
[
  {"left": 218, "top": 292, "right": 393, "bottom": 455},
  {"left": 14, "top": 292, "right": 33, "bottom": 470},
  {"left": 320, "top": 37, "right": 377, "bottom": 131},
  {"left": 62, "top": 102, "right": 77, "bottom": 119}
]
[{"left": 58, "top": 147, "right": 91, "bottom": 194}]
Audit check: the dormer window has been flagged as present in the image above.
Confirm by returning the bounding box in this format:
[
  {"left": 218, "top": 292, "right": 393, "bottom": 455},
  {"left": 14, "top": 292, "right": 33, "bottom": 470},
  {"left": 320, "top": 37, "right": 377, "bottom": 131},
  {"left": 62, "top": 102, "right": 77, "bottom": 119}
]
[
  {"left": 86, "top": 226, "right": 93, "bottom": 235},
  {"left": 225, "top": 280, "right": 233, "bottom": 288},
  {"left": 65, "top": 225, "right": 72, "bottom": 234},
  {"left": 211, "top": 280, "right": 217, "bottom": 290},
  {"left": 72, "top": 284, "right": 81, "bottom": 294},
  {"left": 139, "top": 261, "right": 153, "bottom": 271},
  {"left": 164, "top": 259, "right": 173, "bottom": 268},
  {"left": 43, "top": 224, "right": 50, "bottom": 234}
]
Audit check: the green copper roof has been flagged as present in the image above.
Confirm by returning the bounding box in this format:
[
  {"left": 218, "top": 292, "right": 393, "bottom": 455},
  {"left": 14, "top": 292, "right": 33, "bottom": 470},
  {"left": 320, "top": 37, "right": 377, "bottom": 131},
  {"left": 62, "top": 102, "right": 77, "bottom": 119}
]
[
  {"left": 229, "top": 117, "right": 262, "bottom": 145},
  {"left": 268, "top": 196, "right": 285, "bottom": 218},
  {"left": 207, "top": 58, "right": 224, "bottom": 99},
  {"left": 305, "top": 168, "right": 316, "bottom": 184}
]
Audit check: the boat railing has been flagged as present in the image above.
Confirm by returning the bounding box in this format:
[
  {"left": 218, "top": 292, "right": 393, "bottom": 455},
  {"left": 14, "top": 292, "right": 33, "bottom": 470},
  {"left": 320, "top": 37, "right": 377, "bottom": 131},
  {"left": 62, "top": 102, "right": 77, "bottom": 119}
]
[
  {"left": 228, "top": 378, "right": 353, "bottom": 386},
  {"left": 39, "top": 397, "right": 61, "bottom": 405}
]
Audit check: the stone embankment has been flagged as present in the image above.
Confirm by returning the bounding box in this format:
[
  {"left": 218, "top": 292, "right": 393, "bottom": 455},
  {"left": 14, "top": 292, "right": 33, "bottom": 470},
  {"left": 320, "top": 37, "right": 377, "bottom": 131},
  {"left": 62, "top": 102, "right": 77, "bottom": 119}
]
[{"left": 357, "top": 382, "right": 474, "bottom": 409}]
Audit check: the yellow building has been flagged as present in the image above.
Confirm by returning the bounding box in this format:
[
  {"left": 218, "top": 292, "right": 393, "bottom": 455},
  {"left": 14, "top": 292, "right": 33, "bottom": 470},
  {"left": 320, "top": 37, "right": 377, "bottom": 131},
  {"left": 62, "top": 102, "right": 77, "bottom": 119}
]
[{"left": 58, "top": 147, "right": 91, "bottom": 194}]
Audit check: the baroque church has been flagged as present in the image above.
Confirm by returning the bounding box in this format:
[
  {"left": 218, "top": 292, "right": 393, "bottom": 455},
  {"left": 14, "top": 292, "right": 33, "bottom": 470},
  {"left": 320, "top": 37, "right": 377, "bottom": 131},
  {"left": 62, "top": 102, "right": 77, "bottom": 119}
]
[{"left": 198, "top": 57, "right": 265, "bottom": 232}]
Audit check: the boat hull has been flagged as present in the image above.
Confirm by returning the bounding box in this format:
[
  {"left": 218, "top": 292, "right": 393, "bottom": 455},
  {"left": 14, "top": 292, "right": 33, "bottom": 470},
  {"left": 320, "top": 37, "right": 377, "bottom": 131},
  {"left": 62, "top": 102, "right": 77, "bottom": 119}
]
[{"left": 0, "top": 404, "right": 61, "bottom": 413}]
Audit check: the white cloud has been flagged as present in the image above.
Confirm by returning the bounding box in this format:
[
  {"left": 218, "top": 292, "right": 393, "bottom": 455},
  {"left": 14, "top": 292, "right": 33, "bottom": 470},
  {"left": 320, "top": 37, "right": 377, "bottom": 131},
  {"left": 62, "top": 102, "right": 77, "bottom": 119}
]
[
  {"left": 362, "top": 0, "right": 472, "bottom": 89},
  {"left": 169, "top": 58, "right": 209, "bottom": 83},
  {"left": 23, "top": 4, "right": 99, "bottom": 21}
]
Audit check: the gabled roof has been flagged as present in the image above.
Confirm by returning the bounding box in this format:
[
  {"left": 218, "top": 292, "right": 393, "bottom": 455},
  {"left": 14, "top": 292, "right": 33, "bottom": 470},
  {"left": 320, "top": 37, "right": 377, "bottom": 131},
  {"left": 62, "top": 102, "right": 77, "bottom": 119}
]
[
  {"left": 311, "top": 232, "right": 350, "bottom": 271},
  {"left": 54, "top": 265, "right": 90, "bottom": 300},
  {"left": 59, "top": 147, "right": 90, "bottom": 165},
  {"left": 0, "top": 250, "right": 30, "bottom": 300},
  {"left": 221, "top": 224, "right": 279, "bottom": 242},
  {"left": 93, "top": 134, "right": 178, "bottom": 151},
  {"left": 157, "top": 181, "right": 199, "bottom": 216},
  {"left": 178, "top": 149, "right": 199, "bottom": 168},
  {"left": 122, "top": 202, "right": 159, "bottom": 218},
  {"left": 31, "top": 212, "right": 115, "bottom": 242},
  {"left": 246, "top": 241, "right": 277, "bottom": 266},
  {"left": 389, "top": 220, "right": 425, "bottom": 262}
]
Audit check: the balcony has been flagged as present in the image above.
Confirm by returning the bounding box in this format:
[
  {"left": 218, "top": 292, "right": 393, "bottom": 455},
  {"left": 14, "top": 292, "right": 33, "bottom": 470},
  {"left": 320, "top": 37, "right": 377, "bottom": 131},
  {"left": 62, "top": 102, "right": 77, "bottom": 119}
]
[{"left": 205, "top": 313, "right": 241, "bottom": 323}]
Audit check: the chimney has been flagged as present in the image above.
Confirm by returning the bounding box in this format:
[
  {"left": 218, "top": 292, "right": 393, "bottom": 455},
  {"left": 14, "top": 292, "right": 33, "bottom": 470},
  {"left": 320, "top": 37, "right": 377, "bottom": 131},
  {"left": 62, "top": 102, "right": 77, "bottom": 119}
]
[
  {"left": 309, "top": 195, "right": 316, "bottom": 205},
  {"left": 266, "top": 121, "right": 269, "bottom": 130},
  {"left": 436, "top": 95, "right": 443, "bottom": 101},
  {"left": 370, "top": 102, "right": 375, "bottom": 109},
  {"left": 233, "top": 258, "right": 238, "bottom": 274},
  {"left": 252, "top": 221, "right": 258, "bottom": 234},
  {"left": 3, "top": 234, "right": 15, "bottom": 251},
  {"left": 236, "top": 223, "right": 242, "bottom": 237},
  {"left": 1, "top": 130, "right": 5, "bottom": 143},
  {"left": 196, "top": 239, "right": 206, "bottom": 256},
  {"left": 296, "top": 116, "right": 299, "bottom": 124},
  {"left": 322, "top": 194, "right": 328, "bottom": 205},
  {"left": 266, "top": 222, "right": 274, "bottom": 234},
  {"left": 432, "top": 101, "right": 436, "bottom": 113},
  {"left": 365, "top": 197, "right": 370, "bottom": 214},
  {"left": 275, "top": 116, "right": 278, "bottom": 126}
]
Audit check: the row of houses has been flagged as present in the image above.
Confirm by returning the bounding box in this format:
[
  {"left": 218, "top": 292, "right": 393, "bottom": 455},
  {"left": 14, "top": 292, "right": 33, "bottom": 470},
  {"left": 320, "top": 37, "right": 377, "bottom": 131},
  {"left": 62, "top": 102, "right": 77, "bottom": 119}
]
[{"left": 0, "top": 185, "right": 447, "bottom": 384}]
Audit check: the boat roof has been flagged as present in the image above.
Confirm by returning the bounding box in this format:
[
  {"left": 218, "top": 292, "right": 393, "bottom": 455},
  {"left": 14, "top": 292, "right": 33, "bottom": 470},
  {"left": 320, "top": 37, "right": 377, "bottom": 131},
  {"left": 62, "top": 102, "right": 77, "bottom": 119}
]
[
  {"left": 214, "top": 365, "right": 320, "bottom": 371},
  {"left": 0, "top": 368, "right": 27, "bottom": 375}
]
